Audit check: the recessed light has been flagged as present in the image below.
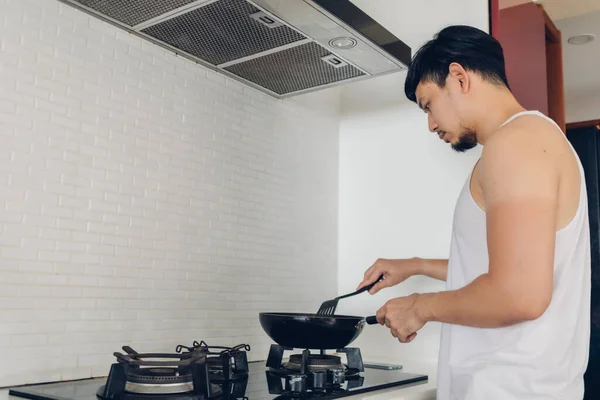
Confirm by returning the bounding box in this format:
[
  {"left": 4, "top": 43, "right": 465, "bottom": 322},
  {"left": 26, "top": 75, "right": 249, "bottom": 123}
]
[
  {"left": 567, "top": 34, "right": 595, "bottom": 45},
  {"left": 329, "top": 37, "right": 357, "bottom": 49}
]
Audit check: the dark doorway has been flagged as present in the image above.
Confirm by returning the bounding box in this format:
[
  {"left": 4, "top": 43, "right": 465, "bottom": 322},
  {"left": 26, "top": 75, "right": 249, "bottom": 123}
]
[{"left": 566, "top": 123, "right": 600, "bottom": 399}]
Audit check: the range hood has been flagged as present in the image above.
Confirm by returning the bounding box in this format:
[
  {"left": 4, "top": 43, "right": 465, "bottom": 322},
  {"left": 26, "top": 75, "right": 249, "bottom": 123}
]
[{"left": 59, "top": 0, "right": 412, "bottom": 98}]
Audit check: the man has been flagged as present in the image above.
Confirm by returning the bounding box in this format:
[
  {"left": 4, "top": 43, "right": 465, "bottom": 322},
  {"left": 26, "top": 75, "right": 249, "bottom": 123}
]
[{"left": 356, "top": 25, "right": 591, "bottom": 399}]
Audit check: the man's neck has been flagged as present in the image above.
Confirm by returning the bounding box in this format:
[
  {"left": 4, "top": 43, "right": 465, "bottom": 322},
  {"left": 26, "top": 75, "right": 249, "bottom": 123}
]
[{"left": 473, "top": 89, "right": 526, "bottom": 146}]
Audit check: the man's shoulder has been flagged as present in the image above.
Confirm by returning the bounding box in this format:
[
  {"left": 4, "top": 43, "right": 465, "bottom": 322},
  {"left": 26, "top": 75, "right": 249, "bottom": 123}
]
[
  {"left": 481, "top": 114, "right": 566, "bottom": 169},
  {"left": 478, "top": 114, "right": 564, "bottom": 200},
  {"left": 486, "top": 114, "right": 564, "bottom": 151}
]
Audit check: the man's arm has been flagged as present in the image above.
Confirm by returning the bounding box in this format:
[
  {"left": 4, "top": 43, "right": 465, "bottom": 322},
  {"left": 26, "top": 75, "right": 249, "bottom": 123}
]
[
  {"left": 357, "top": 257, "right": 448, "bottom": 295},
  {"left": 419, "top": 258, "right": 448, "bottom": 281},
  {"left": 416, "top": 125, "right": 558, "bottom": 328}
]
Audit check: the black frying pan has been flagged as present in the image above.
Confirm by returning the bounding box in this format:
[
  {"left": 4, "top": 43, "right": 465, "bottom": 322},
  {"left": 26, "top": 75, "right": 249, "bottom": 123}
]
[{"left": 259, "top": 312, "right": 378, "bottom": 350}]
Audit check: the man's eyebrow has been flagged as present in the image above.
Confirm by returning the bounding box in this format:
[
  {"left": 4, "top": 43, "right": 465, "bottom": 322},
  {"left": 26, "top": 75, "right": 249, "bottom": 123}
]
[{"left": 417, "top": 97, "right": 424, "bottom": 110}]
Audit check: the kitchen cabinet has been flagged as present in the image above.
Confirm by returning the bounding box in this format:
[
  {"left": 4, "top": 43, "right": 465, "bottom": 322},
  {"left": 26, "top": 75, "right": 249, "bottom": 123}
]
[{"left": 495, "top": 2, "right": 566, "bottom": 132}]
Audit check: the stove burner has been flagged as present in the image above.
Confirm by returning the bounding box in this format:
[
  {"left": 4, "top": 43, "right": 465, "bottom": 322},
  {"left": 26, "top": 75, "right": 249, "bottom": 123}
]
[
  {"left": 284, "top": 354, "right": 344, "bottom": 372},
  {"left": 132, "top": 368, "right": 176, "bottom": 376},
  {"left": 96, "top": 345, "right": 221, "bottom": 400},
  {"left": 124, "top": 380, "right": 194, "bottom": 395},
  {"left": 265, "top": 345, "right": 366, "bottom": 396},
  {"left": 127, "top": 367, "right": 189, "bottom": 383}
]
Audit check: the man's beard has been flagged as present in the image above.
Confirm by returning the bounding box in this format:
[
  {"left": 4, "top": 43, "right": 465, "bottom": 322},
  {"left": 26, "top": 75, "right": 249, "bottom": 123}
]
[{"left": 451, "top": 129, "right": 478, "bottom": 153}]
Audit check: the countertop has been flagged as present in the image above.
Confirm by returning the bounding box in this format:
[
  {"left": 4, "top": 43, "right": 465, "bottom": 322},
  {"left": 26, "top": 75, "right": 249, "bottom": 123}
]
[
  {"left": 0, "top": 360, "right": 437, "bottom": 400},
  {"left": 355, "top": 360, "right": 437, "bottom": 400}
]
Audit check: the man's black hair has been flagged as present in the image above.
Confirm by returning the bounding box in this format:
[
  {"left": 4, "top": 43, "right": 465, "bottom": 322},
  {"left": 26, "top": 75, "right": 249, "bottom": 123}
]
[{"left": 404, "top": 25, "right": 510, "bottom": 103}]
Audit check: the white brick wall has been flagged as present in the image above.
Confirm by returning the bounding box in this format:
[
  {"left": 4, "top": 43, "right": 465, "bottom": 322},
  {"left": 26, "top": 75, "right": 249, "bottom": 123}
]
[{"left": 0, "top": 0, "right": 340, "bottom": 386}]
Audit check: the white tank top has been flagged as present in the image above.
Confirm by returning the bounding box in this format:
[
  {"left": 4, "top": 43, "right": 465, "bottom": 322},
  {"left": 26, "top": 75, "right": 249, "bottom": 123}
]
[{"left": 436, "top": 110, "right": 591, "bottom": 400}]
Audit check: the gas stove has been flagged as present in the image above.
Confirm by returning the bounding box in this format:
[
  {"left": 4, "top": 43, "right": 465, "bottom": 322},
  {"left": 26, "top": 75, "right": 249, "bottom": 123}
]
[
  {"left": 8, "top": 341, "right": 428, "bottom": 400},
  {"left": 96, "top": 344, "right": 220, "bottom": 400},
  {"left": 92, "top": 341, "right": 250, "bottom": 400}
]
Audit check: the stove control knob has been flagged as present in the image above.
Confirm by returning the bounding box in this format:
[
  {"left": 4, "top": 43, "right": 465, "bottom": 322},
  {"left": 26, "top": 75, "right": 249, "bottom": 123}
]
[
  {"left": 313, "top": 371, "right": 327, "bottom": 391},
  {"left": 285, "top": 374, "right": 307, "bottom": 394}
]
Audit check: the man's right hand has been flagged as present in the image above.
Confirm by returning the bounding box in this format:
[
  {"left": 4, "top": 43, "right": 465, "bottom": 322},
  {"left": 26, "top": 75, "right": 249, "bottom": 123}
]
[{"left": 357, "top": 258, "right": 425, "bottom": 295}]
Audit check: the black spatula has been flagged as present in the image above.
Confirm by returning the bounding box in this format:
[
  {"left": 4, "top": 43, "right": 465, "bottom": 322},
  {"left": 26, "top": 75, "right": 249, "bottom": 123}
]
[{"left": 316, "top": 275, "right": 384, "bottom": 316}]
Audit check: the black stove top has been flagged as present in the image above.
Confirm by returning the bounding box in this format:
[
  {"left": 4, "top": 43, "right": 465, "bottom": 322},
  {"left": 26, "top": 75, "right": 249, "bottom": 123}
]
[{"left": 8, "top": 343, "right": 428, "bottom": 400}]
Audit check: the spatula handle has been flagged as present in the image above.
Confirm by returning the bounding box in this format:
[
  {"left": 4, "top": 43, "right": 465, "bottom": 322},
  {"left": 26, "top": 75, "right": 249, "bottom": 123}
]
[{"left": 341, "top": 275, "right": 385, "bottom": 299}]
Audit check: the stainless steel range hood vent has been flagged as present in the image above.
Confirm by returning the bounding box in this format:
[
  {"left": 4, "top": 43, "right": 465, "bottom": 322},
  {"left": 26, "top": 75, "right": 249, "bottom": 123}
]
[{"left": 59, "top": 0, "right": 412, "bottom": 98}]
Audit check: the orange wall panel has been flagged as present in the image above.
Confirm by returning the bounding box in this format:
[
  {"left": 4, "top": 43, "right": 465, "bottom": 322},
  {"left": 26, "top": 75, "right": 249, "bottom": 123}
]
[{"left": 497, "top": 3, "right": 549, "bottom": 116}]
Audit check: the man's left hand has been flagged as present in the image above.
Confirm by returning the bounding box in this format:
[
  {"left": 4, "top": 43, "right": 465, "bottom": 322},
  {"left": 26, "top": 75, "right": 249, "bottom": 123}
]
[{"left": 376, "top": 294, "right": 427, "bottom": 343}]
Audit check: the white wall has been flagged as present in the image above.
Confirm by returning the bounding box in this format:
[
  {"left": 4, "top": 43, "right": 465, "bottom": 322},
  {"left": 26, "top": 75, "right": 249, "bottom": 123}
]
[
  {"left": 0, "top": 0, "right": 340, "bottom": 386},
  {"left": 564, "top": 92, "right": 600, "bottom": 124},
  {"left": 337, "top": 0, "right": 488, "bottom": 364},
  {"left": 555, "top": 10, "right": 600, "bottom": 123}
]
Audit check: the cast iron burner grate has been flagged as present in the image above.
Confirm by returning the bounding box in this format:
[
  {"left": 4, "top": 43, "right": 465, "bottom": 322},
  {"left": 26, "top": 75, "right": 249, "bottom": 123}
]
[
  {"left": 96, "top": 345, "right": 222, "bottom": 400},
  {"left": 176, "top": 341, "right": 250, "bottom": 383}
]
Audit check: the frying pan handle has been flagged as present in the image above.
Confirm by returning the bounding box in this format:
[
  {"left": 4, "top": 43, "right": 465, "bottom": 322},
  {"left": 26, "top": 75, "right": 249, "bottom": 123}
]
[{"left": 366, "top": 315, "right": 378, "bottom": 325}]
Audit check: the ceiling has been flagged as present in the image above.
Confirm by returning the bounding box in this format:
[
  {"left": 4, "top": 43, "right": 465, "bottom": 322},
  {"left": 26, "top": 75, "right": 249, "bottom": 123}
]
[
  {"left": 538, "top": 0, "right": 600, "bottom": 20},
  {"left": 499, "top": 0, "right": 600, "bottom": 21}
]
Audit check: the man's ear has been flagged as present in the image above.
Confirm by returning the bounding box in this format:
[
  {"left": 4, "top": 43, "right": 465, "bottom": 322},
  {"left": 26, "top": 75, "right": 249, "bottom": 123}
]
[{"left": 448, "top": 62, "right": 470, "bottom": 94}]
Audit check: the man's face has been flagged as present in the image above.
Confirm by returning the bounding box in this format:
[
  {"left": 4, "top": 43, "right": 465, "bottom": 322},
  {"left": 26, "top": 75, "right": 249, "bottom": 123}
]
[{"left": 414, "top": 79, "right": 478, "bottom": 152}]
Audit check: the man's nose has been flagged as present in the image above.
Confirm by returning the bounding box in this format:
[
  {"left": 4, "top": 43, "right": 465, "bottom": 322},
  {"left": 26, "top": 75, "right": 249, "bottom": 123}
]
[{"left": 428, "top": 115, "right": 438, "bottom": 133}]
